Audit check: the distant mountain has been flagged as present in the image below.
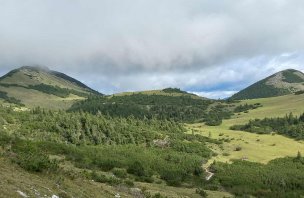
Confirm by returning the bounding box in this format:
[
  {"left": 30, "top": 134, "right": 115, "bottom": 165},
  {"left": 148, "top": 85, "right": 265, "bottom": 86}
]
[
  {"left": 230, "top": 69, "right": 304, "bottom": 100},
  {"left": 0, "top": 66, "right": 100, "bottom": 109},
  {"left": 69, "top": 87, "right": 214, "bottom": 122},
  {"left": 114, "top": 87, "right": 206, "bottom": 99}
]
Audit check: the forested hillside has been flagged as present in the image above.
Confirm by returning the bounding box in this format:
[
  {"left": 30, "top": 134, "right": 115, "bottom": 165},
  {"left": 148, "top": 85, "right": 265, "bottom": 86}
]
[{"left": 68, "top": 93, "right": 235, "bottom": 124}]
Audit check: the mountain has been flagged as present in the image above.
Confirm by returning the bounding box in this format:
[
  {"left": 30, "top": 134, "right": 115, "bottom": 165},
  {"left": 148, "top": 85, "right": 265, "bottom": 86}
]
[
  {"left": 230, "top": 69, "right": 304, "bottom": 100},
  {"left": 0, "top": 66, "right": 100, "bottom": 109},
  {"left": 69, "top": 87, "right": 216, "bottom": 122},
  {"left": 114, "top": 87, "right": 205, "bottom": 99}
]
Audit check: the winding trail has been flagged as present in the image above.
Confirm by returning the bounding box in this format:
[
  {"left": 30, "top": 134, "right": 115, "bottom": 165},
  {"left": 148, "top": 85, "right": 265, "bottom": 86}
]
[{"left": 204, "top": 167, "right": 214, "bottom": 181}]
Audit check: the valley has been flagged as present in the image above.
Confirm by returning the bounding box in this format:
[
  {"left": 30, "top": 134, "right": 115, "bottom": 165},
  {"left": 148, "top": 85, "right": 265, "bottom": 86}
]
[{"left": 0, "top": 66, "right": 304, "bottom": 197}]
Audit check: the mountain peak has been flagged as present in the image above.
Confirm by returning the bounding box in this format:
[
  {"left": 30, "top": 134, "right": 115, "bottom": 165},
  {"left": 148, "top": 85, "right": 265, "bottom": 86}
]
[
  {"left": 0, "top": 66, "right": 100, "bottom": 108},
  {"left": 230, "top": 69, "right": 304, "bottom": 100},
  {"left": 19, "top": 65, "right": 50, "bottom": 71}
]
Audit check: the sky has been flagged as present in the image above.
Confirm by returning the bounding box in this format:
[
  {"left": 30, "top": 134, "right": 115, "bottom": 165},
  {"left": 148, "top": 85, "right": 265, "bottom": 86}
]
[{"left": 0, "top": 0, "right": 304, "bottom": 99}]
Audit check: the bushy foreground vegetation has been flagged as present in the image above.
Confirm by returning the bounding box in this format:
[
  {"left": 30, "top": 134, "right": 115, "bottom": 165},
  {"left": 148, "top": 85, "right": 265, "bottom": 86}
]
[
  {"left": 230, "top": 113, "right": 304, "bottom": 140},
  {"left": 0, "top": 133, "right": 208, "bottom": 187},
  {"left": 210, "top": 155, "right": 304, "bottom": 197},
  {"left": 0, "top": 104, "right": 219, "bottom": 187}
]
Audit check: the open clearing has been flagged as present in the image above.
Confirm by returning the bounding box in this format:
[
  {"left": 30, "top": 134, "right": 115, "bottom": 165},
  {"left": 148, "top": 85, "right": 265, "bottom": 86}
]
[{"left": 188, "top": 94, "right": 304, "bottom": 166}]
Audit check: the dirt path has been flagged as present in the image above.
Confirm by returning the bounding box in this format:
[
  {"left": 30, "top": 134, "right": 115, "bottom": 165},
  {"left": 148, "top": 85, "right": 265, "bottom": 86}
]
[{"left": 205, "top": 167, "right": 214, "bottom": 181}]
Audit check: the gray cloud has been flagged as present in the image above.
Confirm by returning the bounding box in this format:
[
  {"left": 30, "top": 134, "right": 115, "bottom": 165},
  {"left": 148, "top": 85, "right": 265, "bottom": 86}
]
[{"left": 0, "top": 0, "right": 304, "bottom": 98}]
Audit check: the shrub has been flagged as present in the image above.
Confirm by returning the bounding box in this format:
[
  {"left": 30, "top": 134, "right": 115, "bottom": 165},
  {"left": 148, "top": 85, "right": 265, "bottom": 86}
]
[
  {"left": 112, "top": 168, "right": 127, "bottom": 178},
  {"left": 124, "top": 179, "right": 135, "bottom": 187},
  {"left": 127, "top": 161, "right": 146, "bottom": 177},
  {"left": 234, "top": 146, "right": 242, "bottom": 151},
  {"left": 196, "top": 188, "right": 207, "bottom": 197},
  {"left": 14, "top": 149, "right": 57, "bottom": 172},
  {"left": 91, "top": 171, "right": 108, "bottom": 183},
  {"left": 160, "top": 169, "right": 184, "bottom": 186}
]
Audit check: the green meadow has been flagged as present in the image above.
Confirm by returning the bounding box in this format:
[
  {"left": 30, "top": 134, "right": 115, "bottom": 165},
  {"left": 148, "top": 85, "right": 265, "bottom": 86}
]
[{"left": 188, "top": 94, "right": 304, "bottom": 166}]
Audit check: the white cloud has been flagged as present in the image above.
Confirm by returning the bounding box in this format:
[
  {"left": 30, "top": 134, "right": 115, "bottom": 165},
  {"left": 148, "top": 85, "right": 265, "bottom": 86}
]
[
  {"left": 191, "top": 91, "right": 238, "bottom": 99},
  {"left": 0, "top": 0, "right": 303, "bottom": 94}
]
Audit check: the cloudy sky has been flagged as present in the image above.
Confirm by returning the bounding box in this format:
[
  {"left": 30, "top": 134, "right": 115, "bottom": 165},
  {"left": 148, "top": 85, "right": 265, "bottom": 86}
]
[{"left": 0, "top": 0, "right": 304, "bottom": 98}]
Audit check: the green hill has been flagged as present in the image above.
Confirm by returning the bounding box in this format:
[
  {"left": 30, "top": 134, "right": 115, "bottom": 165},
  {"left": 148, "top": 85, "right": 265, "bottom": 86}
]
[
  {"left": 0, "top": 66, "right": 100, "bottom": 109},
  {"left": 69, "top": 88, "right": 218, "bottom": 122},
  {"left": 114, "top": 87, "right": 204, "bottom": 99},
  {"left": 230, "top": 69, "right": 304, "bottom": 100}
]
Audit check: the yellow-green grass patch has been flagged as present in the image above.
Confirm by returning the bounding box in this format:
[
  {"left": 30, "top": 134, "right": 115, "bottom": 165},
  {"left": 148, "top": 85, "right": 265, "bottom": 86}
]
[
  {"left": 189, "top": 123, "right": 304, "bottom": 166},
  {"left": 227, "top": 94, "right": 304, "bottom": 126},
  {"left": 187, "top": 94, "right": 304, "bottom": 165},
  {"left": 0, "top": 86, "right": 85, "bottom": 109}
]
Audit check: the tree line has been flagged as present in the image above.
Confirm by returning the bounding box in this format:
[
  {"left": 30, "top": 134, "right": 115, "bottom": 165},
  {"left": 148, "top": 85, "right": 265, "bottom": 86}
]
[{"left": 230, "top": 112, "right": 304, "bottom": 140}]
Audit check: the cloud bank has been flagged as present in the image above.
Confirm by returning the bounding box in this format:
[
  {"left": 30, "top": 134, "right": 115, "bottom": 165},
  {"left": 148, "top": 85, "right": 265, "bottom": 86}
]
[{"left": 0, "top": 0, "right": 303, "bottom": 98}]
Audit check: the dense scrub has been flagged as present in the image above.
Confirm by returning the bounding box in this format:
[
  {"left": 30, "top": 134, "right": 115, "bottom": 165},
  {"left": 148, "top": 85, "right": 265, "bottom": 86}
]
[
  {"left": 211, "top": 155, "right": 304, "bottom": 197},
  {"left": 28, "top": 84, "right": 89, "bottom": 97},
  {"left": 234, "top": 103, "right": 262, "bottom": 113},
  {"left": 295, "top": 90, "right": 304, "bottom": 95},
  {"left": 69, "top": 94, "right": 235, "bottom": 125},
  {"left": 204, "top": 105, "right": 233, "bottom": 126},
  {"left": 0, "top": 105, "right": 218, "bottom": 186},
  {"left": 1, "top": 106, "right": 190, "bottom": 145},
  {"left": 0, "top": 132, "right": 211, "bottom": 187},
  {"left": 69, "top": 94, "right": 214, "bottom": 122},
  {"left": 162, "top": 88, "right": 190, "bottom": 94},
  {"left": 230, "top": 113, "right": 304, "bottom": 140}
]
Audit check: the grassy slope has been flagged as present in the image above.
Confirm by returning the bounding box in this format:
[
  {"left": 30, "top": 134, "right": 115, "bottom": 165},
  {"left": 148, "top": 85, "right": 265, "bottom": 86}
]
[
  {"left": 227, "top": 94, "right": 304, "bottom": 125},
  {"left": 0, "top": 67, "right": 91, "bottom": 109},
  {"left": 0, "top": 67, "right": 91, "bottom": 93},
  {"left": 0, "top": 86, "right": 84, "bottom": 109},
  {"left": 188, "top": 94, "right": 304, "bottom": 166},
  {"left": 0, "top": 157, "right": 119, "bottom": 198},
  {"left": 230, "top": 69, "right": 304, "bottom": 100}
]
